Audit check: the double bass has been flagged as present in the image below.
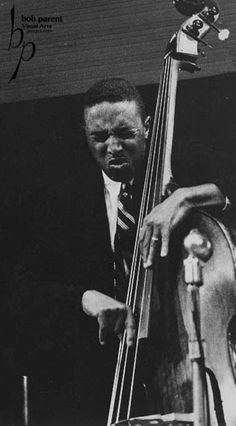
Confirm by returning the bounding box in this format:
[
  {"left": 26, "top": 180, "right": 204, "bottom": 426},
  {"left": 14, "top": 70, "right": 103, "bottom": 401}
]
[{"left": 107, "top": 1, "right": 236, "bottom": 425}]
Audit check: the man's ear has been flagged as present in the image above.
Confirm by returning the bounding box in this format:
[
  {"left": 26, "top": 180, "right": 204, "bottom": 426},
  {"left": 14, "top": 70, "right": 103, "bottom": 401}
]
[{"left": 144, "top": 116, "right": 151, "bottom": 139}]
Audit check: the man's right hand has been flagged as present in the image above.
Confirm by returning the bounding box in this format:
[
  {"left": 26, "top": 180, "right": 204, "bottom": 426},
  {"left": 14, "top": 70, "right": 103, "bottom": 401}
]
[{"left": 81, "top": 290, "right": 136, "bottom": 347}]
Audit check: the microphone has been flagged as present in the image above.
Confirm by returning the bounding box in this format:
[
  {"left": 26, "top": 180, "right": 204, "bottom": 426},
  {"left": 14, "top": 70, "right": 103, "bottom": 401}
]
[{"left": 173, "top": 0, "right": 206, "bottom": 16}]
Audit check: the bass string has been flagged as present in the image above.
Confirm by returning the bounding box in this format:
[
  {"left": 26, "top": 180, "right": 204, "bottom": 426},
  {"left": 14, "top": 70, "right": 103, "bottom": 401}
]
[
  {"left": 127, "top": 54, "right": 172, "bottom": 309},
  {"left": 107, "top": 55, "right": 173, "bottom": 425},
  {"left": 126, "top": 55, "right": 173, "bottom": 420},
  {"left": 152, "top": 54, "right": 176, "bottom": 209},
  {"left": 115, "top": 56, "right": 172, "bottom": 423}
]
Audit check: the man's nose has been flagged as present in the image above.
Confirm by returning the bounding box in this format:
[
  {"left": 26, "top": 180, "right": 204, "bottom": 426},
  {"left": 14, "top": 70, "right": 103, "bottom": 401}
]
[{"left": 106, "top": 136, "right": 123, "bottom": 153}]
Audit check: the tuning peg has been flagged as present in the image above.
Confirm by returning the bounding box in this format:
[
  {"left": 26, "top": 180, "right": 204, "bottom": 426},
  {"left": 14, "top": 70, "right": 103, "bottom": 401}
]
[
  {"left": 199, "top": 12, "right": 230, "bottom": 41},
  {"left": 205, "top": 19, "right": 230, "bottom": 40},
  {"left": 218, "top": 28, "right": 230, "bottom": 41}
]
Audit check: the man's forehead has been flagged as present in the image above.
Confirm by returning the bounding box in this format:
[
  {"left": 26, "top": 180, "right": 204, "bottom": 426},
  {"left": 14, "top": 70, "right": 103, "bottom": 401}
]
[{"left": 84, "top": 100, "right": 142, "bottom": 127}]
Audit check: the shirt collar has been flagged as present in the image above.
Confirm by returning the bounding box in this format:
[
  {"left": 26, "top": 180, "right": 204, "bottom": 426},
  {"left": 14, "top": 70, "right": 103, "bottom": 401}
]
[
  {"left": 102, "top": 171, "right": 134, "bottom": 189},
  {"left": 102, "top": 171, "right": 120, "bottom": 187}
]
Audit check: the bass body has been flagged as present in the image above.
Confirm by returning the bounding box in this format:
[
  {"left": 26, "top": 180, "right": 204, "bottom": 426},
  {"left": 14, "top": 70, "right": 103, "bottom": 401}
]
[{"left": 153, "top": 211, "right": 236, "bottom": 426}]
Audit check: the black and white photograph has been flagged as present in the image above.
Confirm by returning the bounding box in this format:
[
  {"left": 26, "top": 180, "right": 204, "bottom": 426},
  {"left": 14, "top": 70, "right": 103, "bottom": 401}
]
[{"left": 0, "top": 1, "right": 236, "bottom": 425}]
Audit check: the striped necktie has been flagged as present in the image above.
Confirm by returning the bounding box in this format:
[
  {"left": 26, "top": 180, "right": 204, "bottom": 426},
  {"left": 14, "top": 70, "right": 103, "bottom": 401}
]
[{"left": 113, "top": 182, "right": 136, "bottom": 301}]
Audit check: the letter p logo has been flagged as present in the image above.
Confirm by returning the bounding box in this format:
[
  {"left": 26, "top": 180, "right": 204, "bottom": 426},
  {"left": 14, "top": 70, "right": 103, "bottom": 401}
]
[{"left": 8, "top": 5, "right": 36, "bottom": 82}]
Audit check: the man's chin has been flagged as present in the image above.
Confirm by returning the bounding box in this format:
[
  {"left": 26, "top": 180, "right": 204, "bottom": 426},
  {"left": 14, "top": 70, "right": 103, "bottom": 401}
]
[{"left": 105, "top": 163, "right": 134, "bottom": 182}]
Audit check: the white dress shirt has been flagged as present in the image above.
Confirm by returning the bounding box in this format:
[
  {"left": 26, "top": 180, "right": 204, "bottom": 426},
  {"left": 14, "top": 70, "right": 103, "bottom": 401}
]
[{"left": 102, "top": 171, "right": 122, "bottom": 251}]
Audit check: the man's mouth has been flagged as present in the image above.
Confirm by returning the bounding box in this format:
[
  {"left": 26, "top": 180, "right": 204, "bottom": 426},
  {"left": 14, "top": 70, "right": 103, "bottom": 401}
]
[{"left": 108, "top": 157, "right": 128, "bottom": 166}]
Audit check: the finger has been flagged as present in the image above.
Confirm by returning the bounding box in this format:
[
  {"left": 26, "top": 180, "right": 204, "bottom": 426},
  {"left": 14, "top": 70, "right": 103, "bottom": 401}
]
[
  {"left": 114, "top": 310, "right": 126, "bottom": 336},
  {"left": 139, "top": 224, "right": 153, "bottom": 264},
  {"left": 98, "top": 311, "right": 111, "bottom": 345},
  {"left": 139, "top": 226, "right": 145, "bottom": 254},
  {"left": 125, "top": 309, "right": 136, "bottom": 347},
  {"left": 144, "top": 238, "right": 160, "bottom": 268},
  {"left": 98, "top": 324, "right": 108, "bottom": 345},
  {"left": 144, "top": 228, "right": 160, "bottom": 268},
  {"left": 160, "top": 230, "right": 170, "bottom": 257},
  {"left": 139, "top": 226, "right": 145, "bottom": 243}
]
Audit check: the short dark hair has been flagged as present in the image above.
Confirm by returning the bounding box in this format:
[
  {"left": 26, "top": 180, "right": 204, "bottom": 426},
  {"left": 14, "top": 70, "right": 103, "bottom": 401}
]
[{"left": 83, "top": 78, "right": 146, "bottom": 123}]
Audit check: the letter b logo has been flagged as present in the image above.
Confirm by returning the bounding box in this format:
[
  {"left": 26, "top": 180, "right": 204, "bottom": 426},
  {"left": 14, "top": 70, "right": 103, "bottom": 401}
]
[{"left": 8, "top": 5, "right": 36, "bottom": 82}]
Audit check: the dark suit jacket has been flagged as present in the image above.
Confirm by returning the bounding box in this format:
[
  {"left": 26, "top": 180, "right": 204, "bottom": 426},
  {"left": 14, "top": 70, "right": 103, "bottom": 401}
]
[{"left": 4, "top": 169, "right": 115, "bottom": 373}]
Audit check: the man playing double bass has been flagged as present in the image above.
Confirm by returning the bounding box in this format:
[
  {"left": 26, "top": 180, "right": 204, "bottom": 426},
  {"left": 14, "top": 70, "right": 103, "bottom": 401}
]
[
  {"left": 3, "top": 77, "right": 235, "bottom": 425},
  {"left": 81, "top": 76, "right": 233, "bottom": 346},
  {"left": 79, "top": 77, "right": 234, "bottom": 423}
]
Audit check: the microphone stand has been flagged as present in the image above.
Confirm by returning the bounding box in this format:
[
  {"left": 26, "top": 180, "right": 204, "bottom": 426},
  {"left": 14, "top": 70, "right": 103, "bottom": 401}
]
[{"left": 184, "top": 229, "right": 212, "bottom": 426}]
